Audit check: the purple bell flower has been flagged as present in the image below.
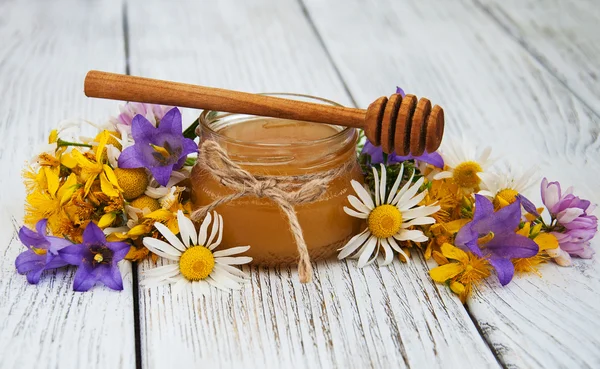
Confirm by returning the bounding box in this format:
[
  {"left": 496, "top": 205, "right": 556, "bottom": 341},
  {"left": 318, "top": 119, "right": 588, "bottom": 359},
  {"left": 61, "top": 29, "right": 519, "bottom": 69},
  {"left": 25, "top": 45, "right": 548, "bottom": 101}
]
[
  {"left": 15, "top": 219, "right": 71, "bottom": 284},
  {"left": 541, "top": 178, "right": 597, "bottom": 258},
  {"left": 455, "top": 195, "right": 539, "bottom": 286},
  {"left": 361, "top": 140, "right": 444, "bottom": 168},
  {"left": 58, "top": 222, "right": 130, "bottom": 292},
  {"left": 118, "top": 107, "right": 197, "bottom": 186}
]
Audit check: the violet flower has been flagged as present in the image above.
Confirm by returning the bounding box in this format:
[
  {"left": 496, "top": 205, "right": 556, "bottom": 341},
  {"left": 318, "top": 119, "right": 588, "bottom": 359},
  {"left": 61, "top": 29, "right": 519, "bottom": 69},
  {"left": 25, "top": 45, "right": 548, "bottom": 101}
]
[
  {"left": 15, "top": 219, "right": 71, "bottom": 284},
  {"left": 58, "top": 222, "right": 130, "bottom": 292},
  {"left": 541, "top": 178, "right": 597, "bottom": 258},
  {"left": 517, "top": 194, "right": 540, "bottom": 218},
  {"left": 118, "top": 107, "right": 197, "bottom": 186},
  {"left": 455, "top": 195, "right": 539, "bottom": 285},
  {"left": 361, "top": 140, "right": 445, "bottom": 168}
]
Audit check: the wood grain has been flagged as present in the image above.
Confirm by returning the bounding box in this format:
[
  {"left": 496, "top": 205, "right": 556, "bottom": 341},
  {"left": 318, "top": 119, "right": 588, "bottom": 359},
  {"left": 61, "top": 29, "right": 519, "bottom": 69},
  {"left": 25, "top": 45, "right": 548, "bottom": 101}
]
[
  {"left": 475, "top": 0, "right": 600, "bottom": 115},
  {"left": 301, "top": 0, "right": 600, "bottom": 367},
  {"left": 128, "top": 0, "right": 498, "bottom": 368},
  {"left": 0, "top": 1, "right": 135, "bottom": 368}
]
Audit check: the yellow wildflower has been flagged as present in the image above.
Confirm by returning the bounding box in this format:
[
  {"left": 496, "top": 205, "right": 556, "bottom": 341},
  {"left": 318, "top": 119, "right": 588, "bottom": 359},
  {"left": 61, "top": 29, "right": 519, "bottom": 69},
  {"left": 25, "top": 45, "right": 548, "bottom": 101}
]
[
  {"left": 25, "top": 172, "right": 79, "bottom": 232},
  {"left": 421, "top": 178, "right": 463, "bottom": 223},
  {"left": 429, "top": 243, "right": 490, "bottom": 303},
  {"left": 71, "top": 130, "right": 121, "bottom": 196},
  {"left": 513, "top": 222, "right": 559, "bottom": 275},
  {"left": 424, "top": 218, "right": 470, "bottom": 259}
]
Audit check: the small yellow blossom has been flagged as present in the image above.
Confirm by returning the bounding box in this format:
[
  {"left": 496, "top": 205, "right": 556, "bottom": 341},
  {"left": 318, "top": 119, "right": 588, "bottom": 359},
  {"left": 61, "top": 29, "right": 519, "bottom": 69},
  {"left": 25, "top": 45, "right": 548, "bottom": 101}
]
[
  {"left": 513, "top": 222, "right": 559, "bottom": 275},
  {"left": 429, "top": 243, "right": 490, "bottom": 303}
]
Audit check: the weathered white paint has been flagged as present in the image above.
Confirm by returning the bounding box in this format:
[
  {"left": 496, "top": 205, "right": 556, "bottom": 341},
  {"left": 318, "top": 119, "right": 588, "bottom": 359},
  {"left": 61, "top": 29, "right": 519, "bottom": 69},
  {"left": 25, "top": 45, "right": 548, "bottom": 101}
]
[
  {"left": 302, "top": 0, "right": 600, "bottom": 367},
  {"left": 0, "top": 1, "right": 135, "bottom": 368},
  {"left": 2, "top": 0, "right": 600, "bottom": 368},
  {"left": 476, "top": 0, "right": 600, "bottom": 114},
  {"left": 129, "top": 0, "right": 498, "bottom": 368}
]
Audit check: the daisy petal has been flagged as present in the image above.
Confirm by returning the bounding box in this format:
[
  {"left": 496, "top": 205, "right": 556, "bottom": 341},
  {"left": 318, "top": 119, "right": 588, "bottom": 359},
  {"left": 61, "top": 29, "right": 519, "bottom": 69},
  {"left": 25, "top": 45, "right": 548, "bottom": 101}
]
[
  {"left": 142, "top": 263, "right": 179, "bottom": 278},
  {"left": 387, "top": 163, "right": 404, "bottom": 204},
  {"left": 197, "top": 212, "right": 212, "bottom": 246},
  {"left": 398, "top": 188, "right": 427, "bottom": 211},
  {"left": 433, "top": 171, "right": 453, "bottom": 180},
  {"left": 192, "top": 281, "right": 206, "bottom": 297},
  {"left": 209, "top": 214, "right": 224, "bottom": 250},
  {"left": 206, "top": 275, "right": 233, "bottom": 291},
  {"left": 205, "top": 211, "right": 219, "bottom": 248},
  {"left": 344, "top": 206, "right": 369, "bottom": 219},
  {"left": 177, "top": 210, "right": 197, "bottom": 247},
  {"left": 154, "top": 222, "right": 186, "bottom": 252},
  {"left": 398, "top": 176, "right": 425, "bottom": 206},
  {"left": 373, "top": 166, "right": 381, "bottom": 206},
  {"left": 380, "top": 238, "right": 394, "bottom": 266},
  {"left": 216, "top": 256, "right": 253, "bottom": 265},
  {"left": 351, "top": 180, "right": 375, "bottom": 209},
  {"left": 348, "top": 195, "right": 371, "bottom": 215},
  {"left": 401, "top": 217, "right": 436, "bottom": 228},
  {"left": 213, "top": 246, "right": 251, "bottom": 258},
  {"left": 379, "top": 163, "right": 387, "bottom": 205},
  {"left": 357, "top": 236, "right": 377, "bottom": 268},
  {"left": 402, "top": 204, "right": 441, "bottom": 220},
  {"left": 392, "top": 169, "right": 415, "bottom": 205},
  {"left": 212, "top": 266, "right": 247, "bottom": 284},
  {"left": 140, "top": 277, "right": 173, "bottom": 288},
  {"left": 171, "top": 276, "right": 189, "bottom": 295},
  {"left": 394, "top": 229, "right": 428, "bottom": 242},
  {"left": 338, "top": 229, "right": 370, "bottom": 259},
  {"left": 143, "top": 237, "right": 182, "bottom": 260},
  {"left": 214, "top": 263, "right": 249, "bottom": 279}
]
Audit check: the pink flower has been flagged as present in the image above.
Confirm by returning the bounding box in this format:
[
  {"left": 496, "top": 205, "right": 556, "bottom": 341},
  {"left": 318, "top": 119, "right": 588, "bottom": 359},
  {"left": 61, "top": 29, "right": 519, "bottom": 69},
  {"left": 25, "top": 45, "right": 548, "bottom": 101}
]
[
  {"left": 110, "top": 102, "right": 172, "bottom": 129},
  {"left": 541, "top": 178, "right": 597, "bottom": 259}
]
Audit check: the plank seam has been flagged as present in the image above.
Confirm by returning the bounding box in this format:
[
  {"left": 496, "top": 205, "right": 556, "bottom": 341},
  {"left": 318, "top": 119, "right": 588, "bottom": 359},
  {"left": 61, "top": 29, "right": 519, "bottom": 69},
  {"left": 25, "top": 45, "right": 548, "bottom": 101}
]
[
  {"left": 465, "top": 302, "right": 506, "bottom": 368},
  {"left": 296, "top": 0, "right": 359, "bottom": 108},
  {"left": 122, "top": 1, "right": 141, "bottom": 368},
  {"left": 471, "top": 0, "right": 600, "bottom": 120}
]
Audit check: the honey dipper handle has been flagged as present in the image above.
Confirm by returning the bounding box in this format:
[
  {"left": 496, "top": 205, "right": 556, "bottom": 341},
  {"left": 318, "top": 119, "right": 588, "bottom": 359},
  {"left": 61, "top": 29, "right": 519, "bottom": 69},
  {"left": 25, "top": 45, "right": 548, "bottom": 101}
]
[{"left": 84, "top": 70, "right": 366, "bottom": 128}]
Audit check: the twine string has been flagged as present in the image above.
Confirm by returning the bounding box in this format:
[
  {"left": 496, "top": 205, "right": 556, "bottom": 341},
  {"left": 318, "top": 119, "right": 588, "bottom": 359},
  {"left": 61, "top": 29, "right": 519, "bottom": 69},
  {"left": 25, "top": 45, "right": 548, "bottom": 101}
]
[{"left": 191, "top": 140, "right": 352, "bottom": 283}]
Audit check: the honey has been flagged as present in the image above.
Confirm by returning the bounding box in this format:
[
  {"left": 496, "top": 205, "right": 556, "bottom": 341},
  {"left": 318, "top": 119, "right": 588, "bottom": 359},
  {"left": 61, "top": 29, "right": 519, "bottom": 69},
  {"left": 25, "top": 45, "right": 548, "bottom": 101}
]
[{"left": 190, "top": 94, "right": 364, "bottom": 266}]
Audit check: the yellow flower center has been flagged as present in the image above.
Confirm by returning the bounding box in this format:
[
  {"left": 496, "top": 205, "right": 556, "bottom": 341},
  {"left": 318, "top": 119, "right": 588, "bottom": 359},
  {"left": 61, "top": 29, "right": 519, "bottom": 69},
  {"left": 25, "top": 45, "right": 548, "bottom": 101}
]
[
  {"left": 94, "top": 253, "right": 104, "bottom": 263},
  {"left": 493, "top": 188, "right": 519, "bottom": 209},
  {"left": 114, "top": 168, "right": 149, "bottom": 200},
  {"left": 367, "top": 204, "right": 402, "bottom": 239},
  {"left": 179, "top": 246, "right": 215, "bottom": 281},
  {"left": 130, "top": 195, "right": 161, "bottom": 212},
  {"left": 452, "top": 161, "right": 483, "bottom": 188}
]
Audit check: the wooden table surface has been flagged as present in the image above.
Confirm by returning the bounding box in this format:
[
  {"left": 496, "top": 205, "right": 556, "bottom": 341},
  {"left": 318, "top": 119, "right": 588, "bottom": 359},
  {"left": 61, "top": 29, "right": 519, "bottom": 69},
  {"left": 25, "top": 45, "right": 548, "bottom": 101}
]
[{"left": 1, "top": 0, "right": 599, "bottom": 368}]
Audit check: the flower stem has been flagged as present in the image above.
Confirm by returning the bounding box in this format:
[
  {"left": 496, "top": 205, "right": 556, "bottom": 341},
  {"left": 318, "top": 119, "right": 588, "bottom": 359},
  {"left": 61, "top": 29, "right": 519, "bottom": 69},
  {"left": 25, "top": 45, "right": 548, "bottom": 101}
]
[
  {"left": 57, "top": 139, "right": 93, "bottom": 148},
  {"left": 183, "top": 118, "right": 199, "bottom": 140}
]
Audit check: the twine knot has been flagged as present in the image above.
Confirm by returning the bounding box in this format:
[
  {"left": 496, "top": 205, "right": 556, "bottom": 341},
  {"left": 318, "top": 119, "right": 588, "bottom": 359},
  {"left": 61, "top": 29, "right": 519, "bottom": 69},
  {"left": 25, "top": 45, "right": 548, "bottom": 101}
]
[{"left": 192, "top": 140, "right": 353, "bottom": 283}]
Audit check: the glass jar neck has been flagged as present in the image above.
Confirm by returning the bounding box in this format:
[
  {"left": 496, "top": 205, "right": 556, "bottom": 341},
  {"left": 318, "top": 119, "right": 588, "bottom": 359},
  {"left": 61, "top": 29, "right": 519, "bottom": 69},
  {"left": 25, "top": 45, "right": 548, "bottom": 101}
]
[{"left": 197, "top": 94, "right": 358, "bottom": 175}]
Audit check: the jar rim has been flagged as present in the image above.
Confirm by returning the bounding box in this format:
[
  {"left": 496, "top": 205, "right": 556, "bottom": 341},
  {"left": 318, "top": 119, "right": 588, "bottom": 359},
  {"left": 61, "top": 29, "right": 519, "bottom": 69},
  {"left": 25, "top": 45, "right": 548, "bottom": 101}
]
[{"left": 198, "top": 93, "right": 355, "bottom": 147}]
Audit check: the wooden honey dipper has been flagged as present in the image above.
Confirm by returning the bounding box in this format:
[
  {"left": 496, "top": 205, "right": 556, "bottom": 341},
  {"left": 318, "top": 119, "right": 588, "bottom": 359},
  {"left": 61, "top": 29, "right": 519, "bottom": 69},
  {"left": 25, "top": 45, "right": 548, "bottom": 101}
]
[{"left": 84, "top": 71, "right": 444, "bottom": 155}]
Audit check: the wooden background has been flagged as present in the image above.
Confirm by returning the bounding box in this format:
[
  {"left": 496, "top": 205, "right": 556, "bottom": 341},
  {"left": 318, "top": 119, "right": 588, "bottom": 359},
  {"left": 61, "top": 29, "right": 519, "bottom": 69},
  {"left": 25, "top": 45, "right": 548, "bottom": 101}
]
[{"left": 1, "top": 0, "right": 599, "bottom": 368}]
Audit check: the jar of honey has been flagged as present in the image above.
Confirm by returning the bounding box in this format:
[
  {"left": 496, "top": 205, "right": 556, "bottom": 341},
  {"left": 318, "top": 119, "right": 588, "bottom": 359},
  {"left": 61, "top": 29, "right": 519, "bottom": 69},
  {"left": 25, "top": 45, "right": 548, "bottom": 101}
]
[{"left": 190, "top": 94, "right": 364, "bottom": 266}]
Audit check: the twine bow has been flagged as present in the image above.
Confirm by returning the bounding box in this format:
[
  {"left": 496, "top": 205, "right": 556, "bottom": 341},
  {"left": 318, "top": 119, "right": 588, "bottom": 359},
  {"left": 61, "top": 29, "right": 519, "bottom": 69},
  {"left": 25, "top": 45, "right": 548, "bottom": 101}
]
[{"left": 192, "top": 140, "right": 352, "bottom": 283}]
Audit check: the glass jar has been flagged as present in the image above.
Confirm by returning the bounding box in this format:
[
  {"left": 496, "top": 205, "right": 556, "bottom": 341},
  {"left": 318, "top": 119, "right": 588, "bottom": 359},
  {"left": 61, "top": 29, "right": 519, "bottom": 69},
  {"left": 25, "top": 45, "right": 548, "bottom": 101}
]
[{"left": 190, "top": 94, "right": 364, "bottom": 266}]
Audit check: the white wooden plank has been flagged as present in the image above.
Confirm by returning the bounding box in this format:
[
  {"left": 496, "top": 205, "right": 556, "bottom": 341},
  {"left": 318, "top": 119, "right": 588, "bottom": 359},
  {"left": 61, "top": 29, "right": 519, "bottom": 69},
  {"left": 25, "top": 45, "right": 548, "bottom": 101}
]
[
  {"left": 475, "top": 0, "right": 600, "bottom": 114},
  {"left": 302, "top": 0, "right": 600, "bottom": 367},
  {"left": 128, "top": 0, "right": 498, "bottom": 367},
  {"left": 0, "top": 1, "right": 136, "bottom": 368}
]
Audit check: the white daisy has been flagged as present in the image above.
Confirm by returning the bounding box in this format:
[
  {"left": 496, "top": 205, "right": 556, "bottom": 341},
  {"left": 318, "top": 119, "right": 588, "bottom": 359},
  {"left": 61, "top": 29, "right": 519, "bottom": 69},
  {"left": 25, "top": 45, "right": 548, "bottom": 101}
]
[
  {"left": 141, "top": 210, "right": 252, "bottom": 296},
  {"left": 433, "top": 138, "right": 493, "bottom": 192},
  {"left": 478, "top": 165, "right": 539, "bottom": 209},
  {"left": 339, "top": 163, "right": 441, "bottom": 267}
]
